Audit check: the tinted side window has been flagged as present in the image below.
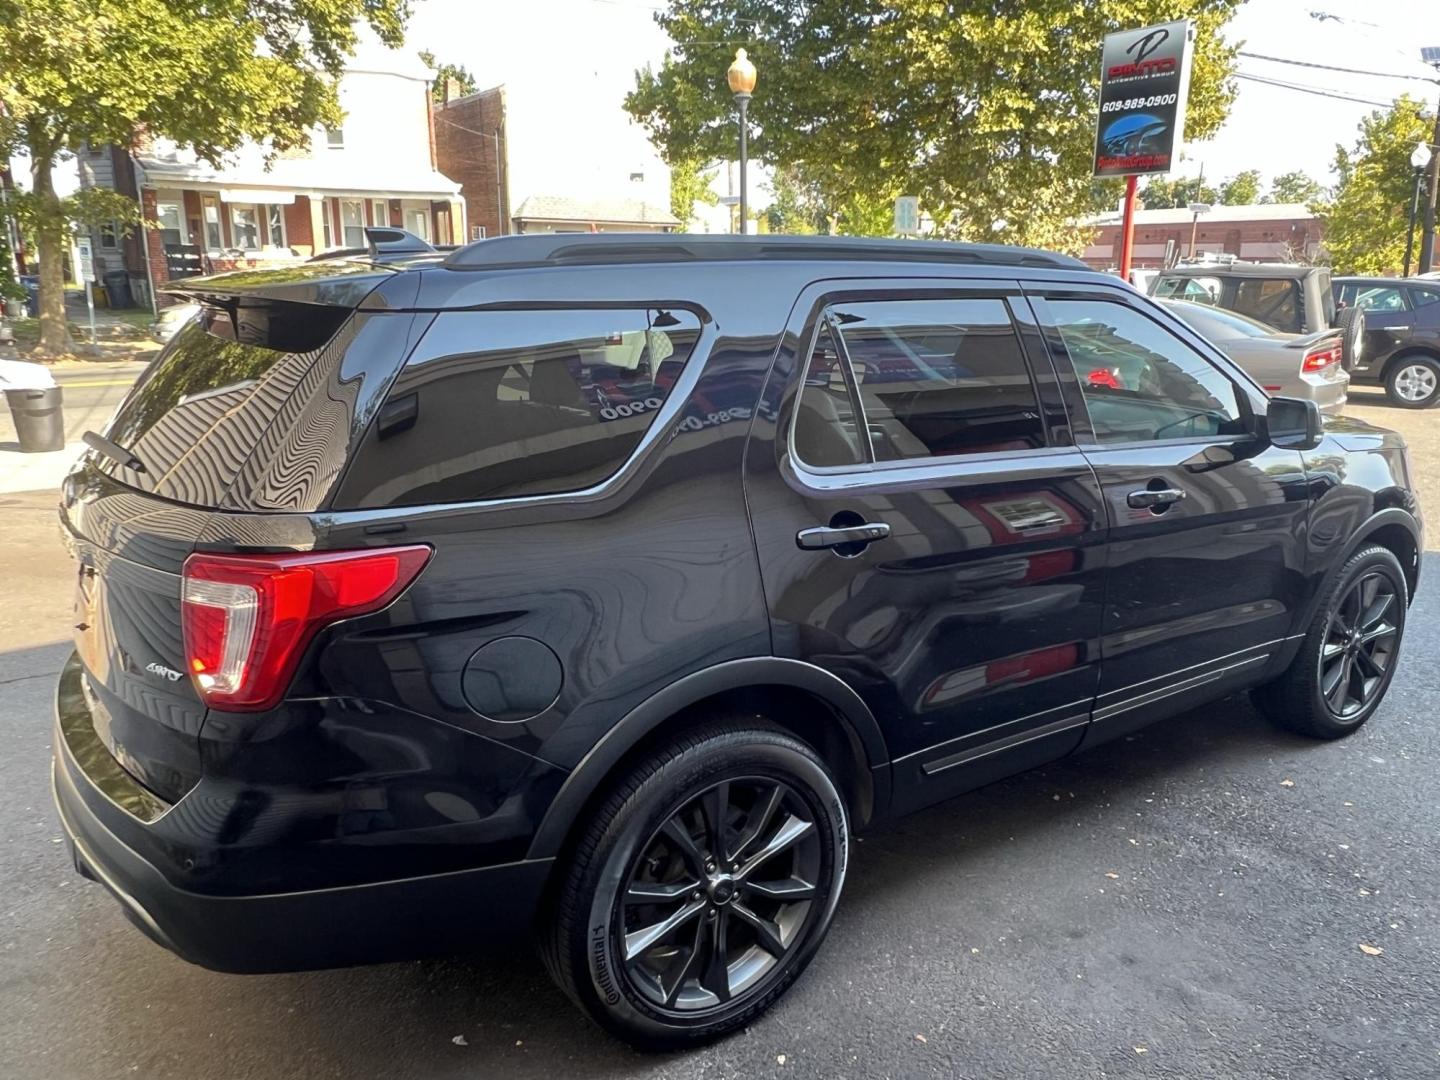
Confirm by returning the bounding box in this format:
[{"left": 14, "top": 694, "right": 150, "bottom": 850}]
[
  {"left": 1410, "top": 287, "right": 1440, "bottom": 309},
  {"left": 1155, "top": 277, "right": 1221, "bottom": 306},
  {"left": 793, "top": 323, "right": 866, "bottom": 467},
  {"left": 1351, "top": 286, "right": 1408, "bottom": 312},
  {"left": 1230, "top": 279, "right": 1299, "bottom": 331},
  {"left": 829, "top": 298, "right": 1044, "bottom": 460},
  {"left": 1049, "top": 299, "right": 1246, "bottom": 444},
  {"left": 334, "top": 308, "right": 701, "bottom": 507}
]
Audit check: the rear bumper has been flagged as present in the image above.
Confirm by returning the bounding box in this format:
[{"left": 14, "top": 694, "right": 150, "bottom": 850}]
[{"left": 52, "top": 679, "right": 554, "bottom": 974}]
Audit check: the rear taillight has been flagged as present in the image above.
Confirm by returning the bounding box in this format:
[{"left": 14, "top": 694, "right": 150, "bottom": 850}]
[
  {"left": 1088, "top": 368, "right": 1122, "bottom": 389},
  {"left": 181, "top": 546, "right": 431, "bottom": 711},
  {"left": 1302, "top": 346, "right": 1341, "bottom": 373}
]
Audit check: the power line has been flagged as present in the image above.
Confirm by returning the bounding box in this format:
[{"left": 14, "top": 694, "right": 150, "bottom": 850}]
[
  {"left": 1238, "top": 50, "right": 1440, "bottom": 84},
  {"left": 1234, "top": 71, "right": 1400, "bottom": 108}
]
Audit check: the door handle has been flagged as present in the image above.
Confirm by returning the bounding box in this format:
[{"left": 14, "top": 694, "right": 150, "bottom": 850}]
[
  {"left": 796, "top": 521, "right": 892, "bottom": 551},
  {"left": 1127, "top": 487, "right": 1187, "bottom": 509}
]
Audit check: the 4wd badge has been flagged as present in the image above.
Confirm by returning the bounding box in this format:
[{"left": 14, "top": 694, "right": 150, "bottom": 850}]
[{"left": 145, "top": 662, "right": 185, "bottom": 683}]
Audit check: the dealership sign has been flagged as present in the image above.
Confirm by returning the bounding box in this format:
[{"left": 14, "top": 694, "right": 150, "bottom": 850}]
[{"left": 1093, "top": 19, "right": 1194, "bottom": 178}]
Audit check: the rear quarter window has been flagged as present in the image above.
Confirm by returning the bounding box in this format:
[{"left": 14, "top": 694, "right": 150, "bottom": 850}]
[{"left": 332, "top": 307, "right": 703, "bottom": 508}]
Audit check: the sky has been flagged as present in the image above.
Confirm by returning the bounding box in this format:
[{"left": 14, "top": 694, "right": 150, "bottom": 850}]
[{"left": 402, "top": 0, "right": 1440, "bottom": 199}]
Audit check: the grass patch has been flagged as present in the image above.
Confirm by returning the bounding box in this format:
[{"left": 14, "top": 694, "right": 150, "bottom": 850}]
[{"left": 4, "top": 313, "right": 150, "bottom": 346}]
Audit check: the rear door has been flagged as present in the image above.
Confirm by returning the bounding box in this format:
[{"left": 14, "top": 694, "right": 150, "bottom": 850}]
[
  {"left": 1027, "top": 284, "right": 1311, "bottom": 747},
  {"left": 1338, "top": 281, "right": 1414, "bottom": 375},
  {"left": 746, "top": 278, "right": 1107, "bottom": 814}
]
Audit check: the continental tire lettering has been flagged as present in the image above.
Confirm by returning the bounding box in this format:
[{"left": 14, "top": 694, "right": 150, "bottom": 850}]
[{"left": 591, "top": 923, "right": 621, "bottom": 1005}]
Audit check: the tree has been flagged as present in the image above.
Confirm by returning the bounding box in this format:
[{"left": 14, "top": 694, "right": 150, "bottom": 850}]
[
  {"left": 1143, "top": 175, "right": 1218, "bottom": 209},
  {"left": 626, "top": 1, "right": 1241, "bottom": 252},
  {"left": 668, "top": 156, "right": 719, "bottom": 228},
  {"left": 420, "top": 50, "right": 478, "bottom": 104},
  {"left": 1219, "top": 169, "right": 1261, "bottom": 205},
  {"left": 0, "top": 0, "right": 407, "bottom": 356},
  {"left": 1315, "top": 95, "right": 1434, "bottom": 276},
  {"left": 1265, "top": 170, "right": 1325, "bottom": 205}
]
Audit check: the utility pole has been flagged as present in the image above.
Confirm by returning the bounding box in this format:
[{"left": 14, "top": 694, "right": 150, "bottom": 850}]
[{"left": 1419, "top": 47, "right": 1440, "bottom": 274}]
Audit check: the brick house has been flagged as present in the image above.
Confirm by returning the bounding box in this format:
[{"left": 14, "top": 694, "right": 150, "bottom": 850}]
[
  {"left": 1079, "top": 203, "right": 1324, "bottom": 271},
  {"left": 434, "top": 78, "right": 677, "bottom": 237},
  {"left": 78, "top": 37, "right": 464, "bottom": 308}
]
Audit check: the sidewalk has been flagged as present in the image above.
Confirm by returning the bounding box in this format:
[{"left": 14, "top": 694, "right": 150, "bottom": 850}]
[{"left": 0, "top": 358, "right": 146, "bottom": 494}]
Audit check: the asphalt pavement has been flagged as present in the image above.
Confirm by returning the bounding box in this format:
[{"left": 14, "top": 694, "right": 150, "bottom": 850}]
[{"left": 1, "top": 387, "right": 1437, "bottom": 1079}]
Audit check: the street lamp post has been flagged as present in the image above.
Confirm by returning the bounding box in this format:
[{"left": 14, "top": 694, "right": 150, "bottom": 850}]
[
  {"left": 1406, "top": 141, "right": 1432, "bottom": 278},
  {"left": 726, "top": 49, "right": 757, "bottom": 235},
  {"left": 1187, "top": 201, "right": 1212, "bottom": 259}
]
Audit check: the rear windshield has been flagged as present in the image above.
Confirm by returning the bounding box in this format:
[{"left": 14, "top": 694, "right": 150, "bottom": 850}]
[
  {"left": 332, "top": 307, "right": 703, "bottom": 508},
  {"left": 93, "top": 301, "right": 350, "bottom": 506}
]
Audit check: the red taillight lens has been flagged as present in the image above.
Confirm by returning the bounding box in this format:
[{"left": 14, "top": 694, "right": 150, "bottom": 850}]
[
  {"left": 1088, "top": 367, "right": 1122, "bottom": 389},
  {"left": 181, "top": 546, "right": 431, "bottom": 711},
  {"left": 1302, "top": 346, "right": 1340, "bottom": 373}
]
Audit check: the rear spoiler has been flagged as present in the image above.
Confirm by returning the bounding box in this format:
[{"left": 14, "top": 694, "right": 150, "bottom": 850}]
[
  {"left": 159, "top": 262, "right": 395, "bottom": 309},
  {"left": 1287, "top": 327, "right": 1343, "bottom": 350}
]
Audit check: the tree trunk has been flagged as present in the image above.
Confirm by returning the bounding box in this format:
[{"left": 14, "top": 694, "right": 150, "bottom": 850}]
[{"left": 29, "top": 150, "right": 73, "bottom": 357}]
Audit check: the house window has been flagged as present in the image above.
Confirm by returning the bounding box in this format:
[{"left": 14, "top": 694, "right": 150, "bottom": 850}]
[
  {"left": 326, "top": 127, "right": 344, "bottom": 149},
  {"left": 371, "top": 199, "right": 388, "bottom": 227},
  {"left": 98, "top": 220, "right": 119, "bottom": 249},
  {"left": 321, "top": 199, "right": 334, "bottom": 248},
  {"left": 470, "top": 225, "right": 487, "bottom": 241},
  {"left": 202, "top": 196, "right": 223, "bottom": 249},
  {"left": 230, "top": 205, "right": 261, "bottom": 250},
  {"left": 156, "top": 202, "right": 184, "bottom": 246},
  {"left": 267, "top": 205, "right": 285, "bottom": 248},
  {"left": 340, "top": 199, "right": 365, "bottom": 247},
  {"left": 405, "top": 208, "right": 429, "bottom": 241}
]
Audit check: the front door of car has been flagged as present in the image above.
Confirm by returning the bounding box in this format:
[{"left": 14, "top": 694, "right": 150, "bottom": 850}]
[
  {"left": 1027, "top": 285, "right": 1312, "bottom": 747},
  {"left": 745, "top": 279, "right": 1108, "bottom": 815}
]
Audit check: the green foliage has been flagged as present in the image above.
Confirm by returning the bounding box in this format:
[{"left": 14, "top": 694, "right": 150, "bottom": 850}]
[
  {"left": 0, "top": 0, "right": 408, "bottom": 353},
  {"left": 1219, "top": 169, "right": 1261, "bottom": 205},
  {"left": 668, "top": 157, "right": 719, "bottom": 228},
  {"left": 626, "top": 0, "right": 1242, "bottom": 251},
  {"left": 8, "top": 186, "right": 146, "bottom": 237},
  {"left": 0, "top": 231, "right": 23, "bottom": 302},
  {"left": 0, "top": 0, "right": 407, "bottom": 164},
  {"left": 1266, "top": 170, "right": 1325, "bottom": 205},
  {"left": 420, "top": 49, "right": 479, "bottom": 103},
  {"left": 1315, "top": 95, "right": 1434, "bottom": 276},
  {"left": 1142, "top": 175, "right": 1218, "bottom": 209}
]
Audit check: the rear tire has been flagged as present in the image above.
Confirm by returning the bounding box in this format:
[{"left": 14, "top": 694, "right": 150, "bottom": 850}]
[
  {"left": 1383, "top": 355, "right": 1440, "bottom": 408},
  {"left": 1253, "top": 545, "right": 1407, "bottom": 739},
  {"left": 541, "top": 721, "right": 849, "bottom": 1049}
]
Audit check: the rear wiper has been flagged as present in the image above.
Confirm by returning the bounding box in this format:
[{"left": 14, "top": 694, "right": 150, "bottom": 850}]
[{"left": 82, "top": 431, "right": 147, "bottom": 474}]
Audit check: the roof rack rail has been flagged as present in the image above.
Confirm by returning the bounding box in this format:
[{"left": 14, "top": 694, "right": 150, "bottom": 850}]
[{"left": 441, "top": 233, "right": 1086, "bottom": 272}]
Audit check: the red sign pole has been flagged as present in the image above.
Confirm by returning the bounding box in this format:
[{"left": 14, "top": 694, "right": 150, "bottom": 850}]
[{"left": 1117, "top": 174, "right": 1139, "bottom": 282}]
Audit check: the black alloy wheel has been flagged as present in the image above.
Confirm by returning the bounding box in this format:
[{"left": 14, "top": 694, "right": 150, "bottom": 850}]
[
  {"left": 1318, "top": 569, "right": 1400, "bottom": 719},
  {"left": 542, "top": 722, "right": 849, "bottom": 1048},
  {"left": 619, "top": 778, "right": 822, "bottom": 1011}
]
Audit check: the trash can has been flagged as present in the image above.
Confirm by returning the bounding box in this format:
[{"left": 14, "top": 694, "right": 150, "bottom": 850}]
[
  {"left": 20, "top": 276, "right": 39, "bottom": 317},
  {"left": 4, "top": 386, "right": 65, "bottom": 453},
  {"left": 103, "top": 270, "right": 132, "bottom": 310}
]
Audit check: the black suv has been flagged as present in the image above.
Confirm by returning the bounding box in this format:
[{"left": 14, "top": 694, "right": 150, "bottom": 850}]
[
  {"left": 53, "top": 234, "right": 1422, "bottom": 1048},
  {"left": 1334, "top": 276, "right": 1440, "bottom": 408}
]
